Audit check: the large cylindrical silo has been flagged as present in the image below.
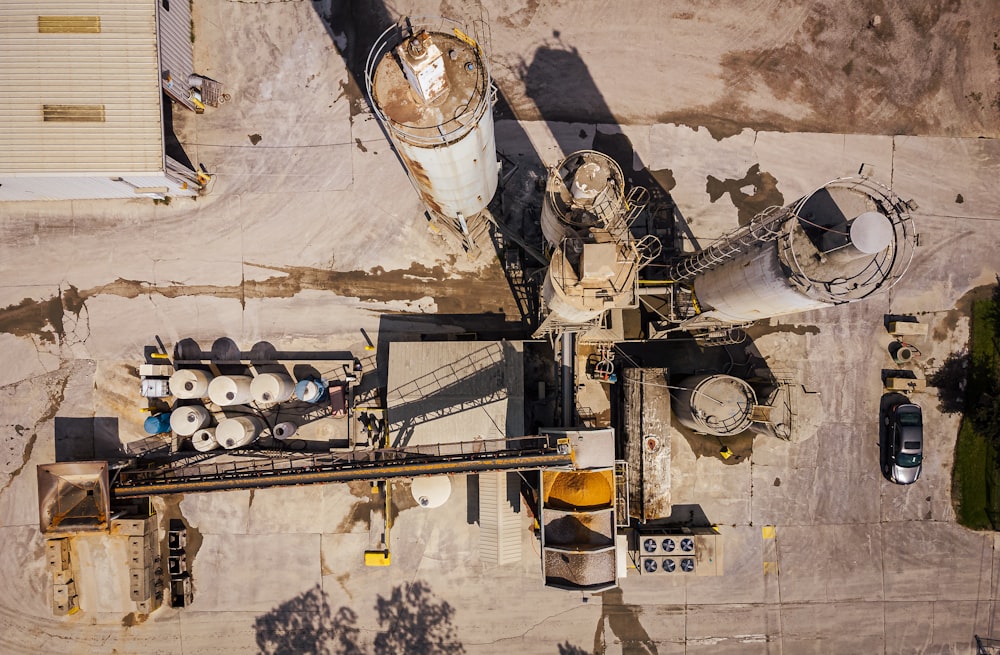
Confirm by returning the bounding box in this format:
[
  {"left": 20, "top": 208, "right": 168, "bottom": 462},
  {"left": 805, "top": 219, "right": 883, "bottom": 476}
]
[
  {"left": 366, "top": 18, "right": 498, "bottom": 234},
  {"left": 533, "top": 150, "right": 648, "bottom": 337},
  {"left": 672, "top": 177, "right": 916, "bottom": 324}
]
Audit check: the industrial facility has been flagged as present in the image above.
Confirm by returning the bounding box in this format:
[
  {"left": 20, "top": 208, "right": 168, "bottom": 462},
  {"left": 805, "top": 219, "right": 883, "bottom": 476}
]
[
  {"left": 3, "top": 2, "right": 999, "bottom": 653},
  {"left": 25, "top": 11, "right": 923, "bottom": 610}
]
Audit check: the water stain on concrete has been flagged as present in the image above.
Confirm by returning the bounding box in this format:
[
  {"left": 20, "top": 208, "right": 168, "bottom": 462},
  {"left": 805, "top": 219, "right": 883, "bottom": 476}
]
[
  {"left": 336, "top": 480, "right": 419, "bottom": 533},
  {"left": 706, "top": 164, "right": 784, "bottom": 226},
  {"left": 0, "top": 262, "right": 520, "bottom": 343},
  {"left": 0, "top": 285, "right": 84, "bottom": 343},
  {"left": 930, "top": 282, "right": 995, "bottom": 341}
]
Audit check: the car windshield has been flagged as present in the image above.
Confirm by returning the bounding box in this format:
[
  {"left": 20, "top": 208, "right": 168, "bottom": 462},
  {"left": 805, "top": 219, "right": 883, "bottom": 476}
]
[
  {"left": 897, "top": 452, "right": 922, "bottom": 467},
  {"left": 898, "top": 409, "right": 922, "bottom": 427}
]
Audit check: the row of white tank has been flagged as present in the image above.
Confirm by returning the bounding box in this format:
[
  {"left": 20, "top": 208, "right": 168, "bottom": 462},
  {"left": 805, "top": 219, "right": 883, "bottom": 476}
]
[
  {"left": 169, "top": 369, "right": 298, "bottom": 406},
  {"left": 169, "top": 405, "right": 299, "bottom": 452}
]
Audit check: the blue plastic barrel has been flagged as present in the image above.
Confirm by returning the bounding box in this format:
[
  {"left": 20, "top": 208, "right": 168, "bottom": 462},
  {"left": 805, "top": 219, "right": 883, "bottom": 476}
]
[{"left": 144, "top": 413, "right": 172, "bottom": 434}]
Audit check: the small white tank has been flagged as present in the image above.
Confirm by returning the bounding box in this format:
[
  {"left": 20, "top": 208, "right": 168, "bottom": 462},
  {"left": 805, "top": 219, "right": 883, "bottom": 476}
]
[
  {"left": 216, "top": 416, "right": 264, "bottom": 449},
  {"left": 169, "top": 405, "right": 211, "bottom": 436},
  {"left": 208, "top": 375, "right": 253, "bottom": 406},
  {"left": 272, "top": 422, "right": 298, "bottom": 440},
  {"left": 250, "top": 373, "right": 295, "bottom": 404},
  {"left": 170, "top": 369, "right": 213, "bottom": 399},
  {"left": 191, "top": 428, "right": 219, "bottom": 452}
]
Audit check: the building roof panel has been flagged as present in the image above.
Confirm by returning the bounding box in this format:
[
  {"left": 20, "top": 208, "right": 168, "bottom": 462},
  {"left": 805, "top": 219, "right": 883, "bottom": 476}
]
[{"left": 0, "top": 0, "right": 164, "bottom": 173}]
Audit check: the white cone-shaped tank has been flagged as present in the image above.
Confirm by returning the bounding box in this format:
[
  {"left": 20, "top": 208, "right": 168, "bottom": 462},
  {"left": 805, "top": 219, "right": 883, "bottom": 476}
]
[
  {"left": 250, "top": 373, "right": 295, "bottom": 404},
  {"left": 411, "top": 476, "right": 452, "bottom": 508},
  {"left": 367, "top": 18, "right": 497, "bottom": 221},
  {"left": 216, "top": 416, "right": 264, "bottom": 449},
  {"left": 272, "top": 421, "right": 298, "bottom": 440},
  {"left": 672, "top": 374, "right": 757, "bottom": 437},
  {"left": 169, "top": 405, "right": 211, "bottom": 436},
  {"left": 170, "top": 369, "right": 213, "bottom": 399},
  {"left": 191, "top": 428, "right": 219, "bottom": 452},
  {"left": 208, "top": 375, "right": 253, "bottom": 407}
]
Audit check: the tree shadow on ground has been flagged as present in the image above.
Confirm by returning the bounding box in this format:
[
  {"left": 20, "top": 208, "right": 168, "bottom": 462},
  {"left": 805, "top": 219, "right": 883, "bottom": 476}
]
[
  {"left": 255, "top": 584, "right": 362, "bottom": 655},
  {"left": 255, "top": 580, "right": 463, "bottom": 655},
  {"left": 927, "top": 349, "right": 969, "bottom": 414},
  {"left": 373, "top": 580, "right": 464, "bottom": 655}
]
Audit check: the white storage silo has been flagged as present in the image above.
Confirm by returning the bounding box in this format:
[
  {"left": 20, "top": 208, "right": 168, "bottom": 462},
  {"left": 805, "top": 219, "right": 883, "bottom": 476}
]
[
  {"left": 366, "top": 18, "right": 498, "bottom": 247},
  {"left": 191, "top": 428, "right": 219, "bottom": 452},
  {"left": 216, "top": 416, "right": 264, "bottom": 449},
  {"left": 208, "top": 375, "right": 253, "bottom": 407},
  {"left": 169, "top": 369, "right": 213, "bottom": 400},
  {"left": 668, "top": 176, "right": 917, "bottom": 325},
  {"left": 169, "top": 405, "right": 211, "bottom": 437},
  {"left": 250, "top": 373, "right": 295, "bottom": 405}
]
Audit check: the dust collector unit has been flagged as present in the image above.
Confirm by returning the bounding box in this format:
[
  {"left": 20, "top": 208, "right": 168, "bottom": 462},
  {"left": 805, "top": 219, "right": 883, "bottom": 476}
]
[
  {"left": 534, "top": 151, "right": 651, "bottom": 336},
  {"left": 669, "top": 176, "right": 917, "bottom": 324},
  {"left": 366, "top": 17, "right": 498, "bottom": 224}
]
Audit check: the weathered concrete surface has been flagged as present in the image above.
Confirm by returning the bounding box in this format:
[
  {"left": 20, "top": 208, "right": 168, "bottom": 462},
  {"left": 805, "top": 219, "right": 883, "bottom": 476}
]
[{"left": 1, "top": 1, "right": 999, "bottom": 653}]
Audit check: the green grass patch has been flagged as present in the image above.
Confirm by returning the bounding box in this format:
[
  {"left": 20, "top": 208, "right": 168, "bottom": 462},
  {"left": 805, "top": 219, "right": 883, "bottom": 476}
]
[{"left": 953, "top": 297, "right": 1000, "bottom": 530}]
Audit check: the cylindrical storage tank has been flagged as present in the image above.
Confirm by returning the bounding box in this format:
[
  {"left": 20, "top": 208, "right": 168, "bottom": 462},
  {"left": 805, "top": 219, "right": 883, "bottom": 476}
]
[
  {"left": 272, "top": 422, "right": 298, "bottom": 440},
  {"left": 191, "top": 428, "right": 219, "bottom": 452},
  {"left": 216, "top": 416, "right": 264, "bottom": 449},
  {"left": 672, "top": 374, "right": 757, "bottom": 437},
  {"left": 169, "top": 405, "right": 211, "bottom": 436},
  {"left": 295, "top": 379, "right": 328, "bottom": 404},
  {"left": 367, "top": 19, "right": 497, "bottom": 220},
  {"left": 250, "top": 373, "right": 295, "bottom": 405},
  {"left": 693, "top": 242, "right": 832, "bottom": 323},
  {"left": 677, "top": 177, "right": 917, "bottom": 324},
  {"left": 208, "top": 375, "right": 253, "bottom": 407},
  {"left": 410, "top": 476, "right": 452, "bottom": 508},
  {"left": 143, "top": 413, "right": 172, "bottom": 435},
  {"left": 170, "top": 369, "right": 213, "bottom": 400},
  {"left": 540, "top": 151, "right": 626, "bottom": 249}
]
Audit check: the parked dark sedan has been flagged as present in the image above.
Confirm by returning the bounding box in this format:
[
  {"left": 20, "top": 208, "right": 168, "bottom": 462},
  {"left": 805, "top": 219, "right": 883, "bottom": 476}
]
[{"left": 884, "top": 402, "right": 923, "bottom": 484}]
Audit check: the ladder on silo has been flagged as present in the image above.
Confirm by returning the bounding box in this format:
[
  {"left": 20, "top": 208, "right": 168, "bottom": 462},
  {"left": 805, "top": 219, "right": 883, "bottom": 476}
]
[{"left": 667, "top": 204, "right": 793, "bottom": 282}]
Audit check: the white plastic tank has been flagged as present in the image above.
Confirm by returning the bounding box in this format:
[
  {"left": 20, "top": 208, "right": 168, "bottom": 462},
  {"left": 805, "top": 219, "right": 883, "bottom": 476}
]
[
  {"left": 208, "top": 375, "right": 253, "bottom": 407},
  {"left": 272, "top": 422, "right": 298, "bottom": 440},
  {"left": 169, "top": 405, "right": 211, "bottom": 436},
  {"left": 170, "top": 369, "right": 213, "bottom": 400},
  {"left": 191, "top": 428, "right": 219, "bottom": 452},
  {"left": 410, "top": 476, "right": 452, "bottom": 508},
  {"left": 367, "top": 18, "right": 498, "bottom": 221},
  {"left": 250, "top": 373, "right": 295, "bottom": 404},
  {"left": 216, "top": 416, "right": 264, "bottom": 449}
]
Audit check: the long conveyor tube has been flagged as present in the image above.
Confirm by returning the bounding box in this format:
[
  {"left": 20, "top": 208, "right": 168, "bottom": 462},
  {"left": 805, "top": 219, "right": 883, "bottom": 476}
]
[{"left": 112, "top": 450, "right": 573, "bottom": 498}]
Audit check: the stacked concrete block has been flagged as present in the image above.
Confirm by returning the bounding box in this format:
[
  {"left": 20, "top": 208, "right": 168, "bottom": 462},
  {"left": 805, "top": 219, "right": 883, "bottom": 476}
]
[
  {"left": 113, "top": 515, "right": 163, "bottom": 614},
  {"left": 168, "top": 519, "right": 193, "bottom": 608},
  {"left": 46, "top": 538, "right": 78, "bottom": 615}
]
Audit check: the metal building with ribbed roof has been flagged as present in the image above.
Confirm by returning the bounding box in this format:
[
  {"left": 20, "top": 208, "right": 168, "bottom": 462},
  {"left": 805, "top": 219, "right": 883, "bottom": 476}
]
[{"left": 0, "top": 0, "right": 203, "bottom": 201}]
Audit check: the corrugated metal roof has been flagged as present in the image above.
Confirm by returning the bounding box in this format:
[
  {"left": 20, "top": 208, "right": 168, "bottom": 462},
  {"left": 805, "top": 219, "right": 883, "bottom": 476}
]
[
  {"left": 386, "top": 341, "right": 525, "bottom": 448},
  {"left": 0, "top": 0, "right": 164, "bottom": 174},
  {"left": 156, "top": 0, "right": 195, "bottom": 110}
]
